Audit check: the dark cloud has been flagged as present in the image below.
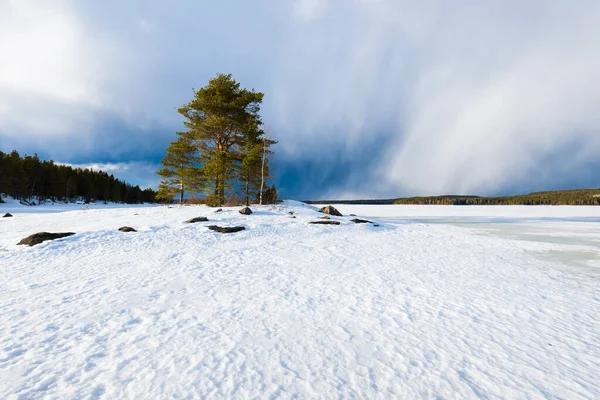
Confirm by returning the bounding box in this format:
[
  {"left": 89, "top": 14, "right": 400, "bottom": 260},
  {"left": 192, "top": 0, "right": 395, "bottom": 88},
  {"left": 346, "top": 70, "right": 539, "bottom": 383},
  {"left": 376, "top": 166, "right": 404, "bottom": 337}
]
[{"left": 2, "top": 1, "right": 600, "bottom": 198}]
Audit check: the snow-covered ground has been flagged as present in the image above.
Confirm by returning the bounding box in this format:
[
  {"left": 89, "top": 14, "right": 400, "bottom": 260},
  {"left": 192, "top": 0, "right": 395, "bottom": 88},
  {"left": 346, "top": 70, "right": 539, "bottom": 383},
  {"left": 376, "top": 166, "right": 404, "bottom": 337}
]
[{"left": 1, "top": 202, "right": 599, "bottom": 399}]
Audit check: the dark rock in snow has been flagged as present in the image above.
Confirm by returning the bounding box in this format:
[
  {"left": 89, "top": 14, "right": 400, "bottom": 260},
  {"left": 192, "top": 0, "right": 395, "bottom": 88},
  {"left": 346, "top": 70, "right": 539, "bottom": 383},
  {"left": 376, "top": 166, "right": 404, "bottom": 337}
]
[
  {"left": 118, "top": 226, "right": 137, "bottom": 232},
  {"left": 350, "top": 218, "right": 372, "bottom": 224},
  {"left": 288, "top": 211, "right": 294, "bottom": 215},
  {"left": 319, "top": 205, "right": 343, "bottom": 217},
  {"left": 239, "top": 207, "right": 253, "bottom": 215},
  {"left": 309, "top": 220, "right": 341, "bottom": 225},
  {"left": 208, "top": 225, "right": 246, "bottom": 233},
  {"left": 215, "top": 208, "right": 223, "bottom": 213},
  {"left": 18, "top": 232, "right": 75, "bottom": 246},
  {"left": 319, "top": 215, "right": 331, "bottom": 220},
  {"left": 3, "top": 213, "right": 13, "bottom": 218},
  {"left": 187, "top": 217, "right": 209, "bottom": 223},
  {"left": 349, "top": 214, "right": 357, "bottom": 216}
]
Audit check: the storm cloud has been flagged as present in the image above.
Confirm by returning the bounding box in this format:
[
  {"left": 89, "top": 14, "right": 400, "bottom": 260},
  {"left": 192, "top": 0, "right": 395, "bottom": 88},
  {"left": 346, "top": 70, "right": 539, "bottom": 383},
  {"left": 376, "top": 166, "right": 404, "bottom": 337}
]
[{"left": 1, "top": 0, "right": 599, "bottom": 197}]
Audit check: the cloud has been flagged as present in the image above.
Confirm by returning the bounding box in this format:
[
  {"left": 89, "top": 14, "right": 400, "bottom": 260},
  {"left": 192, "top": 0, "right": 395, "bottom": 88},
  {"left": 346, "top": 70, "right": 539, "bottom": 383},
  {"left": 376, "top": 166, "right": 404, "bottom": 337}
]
[
  {"left": 137, "top": 19, "right": 155, "bottom": 35},
  {"left": 293, "top": 0, "right": 329, "bottom": 21},
  {"left": 57, "top": 161, "right": 161, "bottom": 189},
  {"left": 266, "top": 0, "right": 600, "bottom": 197},
  {"left": 0, "top": 0, "right": 120, "bottom": 137},
  {"left": 1, "top": 0, "right": 600, "bottom": 198},
  {"left": 377, "top": 1, "right": 600, "bottom": 195}
]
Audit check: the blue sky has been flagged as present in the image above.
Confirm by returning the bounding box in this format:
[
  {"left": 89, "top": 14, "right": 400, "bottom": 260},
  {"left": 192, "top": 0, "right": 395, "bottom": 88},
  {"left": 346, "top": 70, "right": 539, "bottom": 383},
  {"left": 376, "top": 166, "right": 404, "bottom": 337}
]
[{"left": 1, "top": 0, "right": 600, "bottom": 199}]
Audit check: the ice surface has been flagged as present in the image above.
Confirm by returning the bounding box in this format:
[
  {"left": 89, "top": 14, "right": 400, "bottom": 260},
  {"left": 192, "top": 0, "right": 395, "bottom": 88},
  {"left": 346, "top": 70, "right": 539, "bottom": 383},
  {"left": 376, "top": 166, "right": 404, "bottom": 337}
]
[{"left": 0, "top": 202, "right": 599, "bottom": 398}]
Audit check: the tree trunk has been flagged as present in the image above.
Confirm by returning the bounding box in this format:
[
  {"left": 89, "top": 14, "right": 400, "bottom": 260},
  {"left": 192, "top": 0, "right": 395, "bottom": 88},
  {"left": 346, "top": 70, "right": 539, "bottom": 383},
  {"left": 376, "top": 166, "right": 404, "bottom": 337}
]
[
  {"left": 179, "top": 163, "right": 185, "bottom": 205},
  {"left": 30, "top": 177, "right": 37, "bottom": 199},
  {"left": 259, "top": 137, "right": 267, "bottom": 205},
  {"left": 245, "top": 174, "right": 249, "bottom": 206},
  {"left": 179, "top": 179, "right": 184, "bottom": 205}
]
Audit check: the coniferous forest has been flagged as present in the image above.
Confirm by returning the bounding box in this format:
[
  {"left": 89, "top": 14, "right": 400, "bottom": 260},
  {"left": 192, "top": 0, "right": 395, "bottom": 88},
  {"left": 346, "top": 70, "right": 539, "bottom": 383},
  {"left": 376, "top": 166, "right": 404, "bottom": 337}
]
[
  {"left": 157, "top": 73, "right": 277, "bottom": 206},
  {"left": 393, "top": 190, "right": 600, "bottom": 205},
  {"left": 307, "top": 189, "right": 600, "bottom": 206},
  {"left": 0, "top": 150, "right": 157, "bottom": 204}
]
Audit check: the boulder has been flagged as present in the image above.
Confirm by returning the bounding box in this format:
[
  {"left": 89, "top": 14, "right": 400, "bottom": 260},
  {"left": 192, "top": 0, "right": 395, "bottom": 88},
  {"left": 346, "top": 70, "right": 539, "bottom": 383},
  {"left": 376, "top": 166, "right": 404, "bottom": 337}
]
[
  {"left": 118, "top": 226, "right": 137, "bottom": 232},
  {"left": 208, "top": 225, "right": 246, "bottom": 233},
  {"left": 319, "top": 205, "right": 343, "bottom": 217},
  {"left": 239, "top": 207, "right": 253, "bottom": 215},
  {"left": 187, "top": 217, "right": 209, "bottom": 223},
  {"left": 309, "top": 220, "right": 341, "bottom": 225},
  {"left": 18, "top": 232, "right": 75, "bottom": 246},
  {"left": 3, "top": 213, "right": 13, "bottom": 218},
  {"left": 350, "top": 218, "right": 372, "bottom": 224},
  {"left": 215, "top": 208, "right": 223, "bottom": 213}
]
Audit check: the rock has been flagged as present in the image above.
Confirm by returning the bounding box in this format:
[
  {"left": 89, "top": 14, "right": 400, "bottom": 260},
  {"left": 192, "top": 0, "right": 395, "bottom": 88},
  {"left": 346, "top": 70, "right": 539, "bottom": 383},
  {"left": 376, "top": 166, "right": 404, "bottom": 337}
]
[
  {"left": 309, "top": 220, "right": 341, "bottom": 225},
  {"left": 3, "top": 213, "right": 13, "bottom": 218},
  {"left": 291, "top": 216, "right": 297, "bottom": 219},
  {"left": 319, "top": 215, "right": 331, "bottom": 220},
  {"left": 18, "top": 232, "right": 75, "bottom": 246},
  {"left": 208, "top": 225, "right": 246, "bottom": 233},
  {"left": 239, "top": 207, "right": 253, "bottom": 215},
  {"left": 288, "top": 211, "right": 294, "bottom": 215},
  {"left": 319, "top": 205, "right": 343, "bottom": 217},
  {"left": 215, "top": 208, "right": 223, "bottom": 213},
  {"left": 118, "top": 226, "right": 137, "bottom": 232},
  {"left": 187, "top": 217, "right": 209, "bottom": 223},
  {"left": 350, "top": 218, "right": 372, "bottom": 224},
  {"left": 349, "top": 214, "right": 357, "bottom": 216}
]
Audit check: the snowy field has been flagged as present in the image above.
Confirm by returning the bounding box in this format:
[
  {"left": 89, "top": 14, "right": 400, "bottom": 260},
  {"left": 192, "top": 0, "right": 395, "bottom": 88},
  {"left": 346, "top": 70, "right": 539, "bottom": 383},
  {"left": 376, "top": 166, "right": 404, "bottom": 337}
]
[{"left": 1, "top": 201, "right": 599, "bottom": 399}]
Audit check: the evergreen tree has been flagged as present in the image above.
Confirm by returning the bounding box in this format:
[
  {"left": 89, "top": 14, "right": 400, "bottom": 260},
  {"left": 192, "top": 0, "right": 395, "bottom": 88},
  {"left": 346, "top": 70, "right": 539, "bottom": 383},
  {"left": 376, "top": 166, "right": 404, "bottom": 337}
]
[
  {"left": 0, "top": 151, "right": 157, "bottom": 204},
  {"left": 239, "top": 128, "right": 277, "bottom": 206},
  {"left": 178, "top": 73, "right": 264, "bottom": 206},
  {"left": 156, "top": 135, "right": 200, "bottom": 204}
]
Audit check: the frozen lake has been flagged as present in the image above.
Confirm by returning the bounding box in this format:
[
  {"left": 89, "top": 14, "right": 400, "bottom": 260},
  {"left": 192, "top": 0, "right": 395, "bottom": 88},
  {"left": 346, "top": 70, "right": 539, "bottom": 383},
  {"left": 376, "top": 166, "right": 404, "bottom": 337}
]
[{"left": 1, "top": 202, "right": 599, "bottom": 398}]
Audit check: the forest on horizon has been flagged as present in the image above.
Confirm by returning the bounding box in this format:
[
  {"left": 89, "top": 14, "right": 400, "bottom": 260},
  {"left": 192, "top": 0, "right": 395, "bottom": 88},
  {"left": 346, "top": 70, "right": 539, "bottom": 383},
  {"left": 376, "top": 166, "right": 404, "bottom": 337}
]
[
  {"left": 307, "top": 189, "right": 600, "bottom": 206},
  {"left": 0, "top": 150, "right": 157, "bottom": 204}
]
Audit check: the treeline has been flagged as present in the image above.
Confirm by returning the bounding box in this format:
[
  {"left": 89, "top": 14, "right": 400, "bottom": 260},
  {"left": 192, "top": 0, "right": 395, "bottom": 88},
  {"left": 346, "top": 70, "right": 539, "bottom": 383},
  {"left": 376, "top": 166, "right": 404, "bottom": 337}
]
[
  {"left": 0, "top": 150, "right": 157, "bottom": 204},
  {"left": 304, "top": 199, "right": 400, "bottom": 205},
  {"left": 394, "top": 190, "right": 600, "bottom": 205},
  {"left": 157, "top": 73, "right": 277, "bottom": 206}
]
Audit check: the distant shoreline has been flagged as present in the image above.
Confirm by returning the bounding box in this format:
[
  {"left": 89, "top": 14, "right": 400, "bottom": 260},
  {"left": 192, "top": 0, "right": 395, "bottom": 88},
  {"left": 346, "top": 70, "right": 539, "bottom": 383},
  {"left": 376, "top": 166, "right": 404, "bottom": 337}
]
[{"left": 304, "top": 188, "right": 600, "bottom": 206}]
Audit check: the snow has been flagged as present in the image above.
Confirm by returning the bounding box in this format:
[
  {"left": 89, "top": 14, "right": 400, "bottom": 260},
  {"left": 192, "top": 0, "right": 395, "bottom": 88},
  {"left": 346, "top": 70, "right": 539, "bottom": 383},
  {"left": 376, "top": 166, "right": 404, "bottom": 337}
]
[
  {"left": 0, "top": 196, "right": 154, "bottom": 215},
  {"left": 1, "top": 202, "right": 599, "bottom": 399}
]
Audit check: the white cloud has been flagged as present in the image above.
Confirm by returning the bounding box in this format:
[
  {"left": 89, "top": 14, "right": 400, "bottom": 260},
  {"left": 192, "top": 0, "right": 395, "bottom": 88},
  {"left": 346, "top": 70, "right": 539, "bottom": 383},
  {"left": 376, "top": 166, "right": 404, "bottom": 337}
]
[
  {"left": 0, "top": 1, "right": 91, "bottom": 103},
  {"left": 57, "top": 161, "right": 160, "bottom": 189},
  {"left": 138, "top": 19, "right": 155, "bottom": 35},
  {"left": 2, "top": 1, "right": 600, "bottom": 196},
  {"left": 293, "top": 0, "right": 329, "bottom": 21},
  {"left": 268, "top": 0, "right": 600, "bottom": 195},
  {"left": 0, "top": 0, "right": 123, "bottom": 138}
]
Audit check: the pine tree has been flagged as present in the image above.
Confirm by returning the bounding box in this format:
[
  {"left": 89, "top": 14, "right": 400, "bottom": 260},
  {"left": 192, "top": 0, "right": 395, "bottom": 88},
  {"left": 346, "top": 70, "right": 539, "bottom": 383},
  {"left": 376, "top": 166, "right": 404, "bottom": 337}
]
[
  {"left": 240, "top": 126, "right": 277, "bottom": 206},
  {"left": 0, "top": 151, "right": 11, "bottom": 199},
  {"left": 0, "top": 151, "right": 156, "bottom": 203},
  {"left": 178, "top": 73, "right": 264, "bottom": 206},
  {"left": 156, "top": 135, "right": 200, "bottom": 204}
]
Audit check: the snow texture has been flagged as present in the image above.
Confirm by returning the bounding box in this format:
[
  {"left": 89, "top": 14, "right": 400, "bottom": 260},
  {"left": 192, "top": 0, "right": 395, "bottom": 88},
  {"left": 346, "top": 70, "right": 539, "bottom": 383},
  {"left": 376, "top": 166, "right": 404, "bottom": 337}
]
[{"left": 1, "top": 201, "right": 599, "bottom": 399}]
